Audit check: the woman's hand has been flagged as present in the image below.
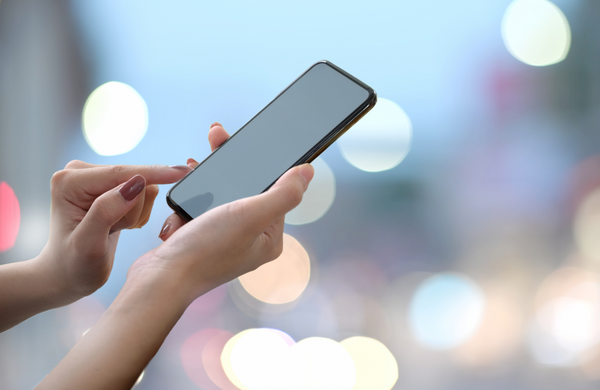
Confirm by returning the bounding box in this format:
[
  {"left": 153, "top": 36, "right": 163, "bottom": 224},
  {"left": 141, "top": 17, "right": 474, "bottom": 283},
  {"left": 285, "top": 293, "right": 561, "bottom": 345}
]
[
  {"left": 127, "top": 122, "right": 314, "bottom": 305},
  {"left": 42, "top": 161, "right": 192, "bottom": 300},
  {"left": 36, "top": 123, "right": 314, "bottom": 390},
  {"left": 0, "top": 160, "right": 191, "bottom": 332}
]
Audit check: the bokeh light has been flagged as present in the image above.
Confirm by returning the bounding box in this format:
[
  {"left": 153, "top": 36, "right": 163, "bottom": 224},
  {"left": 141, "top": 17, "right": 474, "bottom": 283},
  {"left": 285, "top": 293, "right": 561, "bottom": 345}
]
[
  {"left": 574, "top": 187, "right": 600, "bottom": 262},
  {"left": 0, "top": 182, "right": 20, "bottom": 252},
  {"left": 239, "top": 233, "right": 310, "bottom": 304},
  {"left": 290, "top": 337, "right": 356, "bottom": 390},
  {"left": 202, "top": 330, "right": 237, "bottom": 390},
  {"left": 221, "top": 329, "right": 254, "bottom": 390},
  {"left": 338, "top": 98, "right": 412, "bottom": 173},
  {"left": 340, "top": 336, "right": 398, "bottom": 390},
  {"left": 292, "top": 337, "right": 356, "bottom": 390},
  {"left": 224, "top": 329, "right": 356, "bottom": 390},
  {"left": 529, "top": 267, "right": 600, "bottom": 365},
  {"left": 181, "top": 328, "right": 231, "bottom": 389},
  {"left": 286, "top": 157, "right": 336, "bottom": 225},
  {"left": 454, "top": 285, "right": 523, "bottom": 367},
  {"left": 408, "top": 273, "right": 485, "bottom": 349},
  {"left": 82, "top": 81, "right": 148, "bottom": 156},
  {"left": 501, "top": 0, "right": 571, "bottom": 66},
  {"left": 229, "top": 328, "right": 295, "bottom": 390}
]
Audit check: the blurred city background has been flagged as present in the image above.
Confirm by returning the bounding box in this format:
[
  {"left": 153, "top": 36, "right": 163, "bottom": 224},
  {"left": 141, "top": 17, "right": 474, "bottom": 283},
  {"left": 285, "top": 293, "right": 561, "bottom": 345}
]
[{"left": 1, "top": 0, "right": 600, "bottom": 389}]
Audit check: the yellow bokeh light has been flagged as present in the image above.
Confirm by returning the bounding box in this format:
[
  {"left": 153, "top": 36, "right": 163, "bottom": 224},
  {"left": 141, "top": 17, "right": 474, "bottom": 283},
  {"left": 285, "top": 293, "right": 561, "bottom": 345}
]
[
  {"left": 574, "top": 188, "right": 600, "bottom": 262},
  {"left": 221, "top": 329, "right": 254, "bottom": 390},
  {"left": 286, "top": 157, "right": 336, "bottom": 225},
  {"left": 340, "top": 337, "right": 398, "bottom": 390},
  {"left": 501, "top": 0, "right": 571, "bottom": 66},
  {"left": 202, "top": 330, "right": 237, "bottom": 390},
  {"left": 82, "top": 81, "right": 148, "bottom": 156},
  {"left": 239, "top": 234, "right": 310, "bottom": 304},
  {"left": 338, "top": 98, "right": 411, "bottom": 173}
]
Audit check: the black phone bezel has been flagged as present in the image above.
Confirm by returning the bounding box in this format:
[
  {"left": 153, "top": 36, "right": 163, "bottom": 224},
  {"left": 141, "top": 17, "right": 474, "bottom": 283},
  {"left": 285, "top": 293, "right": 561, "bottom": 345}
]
[{"left": 166, "top": 60, "right": 377, "bottom": 222}]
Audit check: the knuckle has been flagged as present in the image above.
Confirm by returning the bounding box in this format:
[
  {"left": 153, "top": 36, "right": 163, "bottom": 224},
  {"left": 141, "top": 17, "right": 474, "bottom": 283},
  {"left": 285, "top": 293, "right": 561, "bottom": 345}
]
[
  {"left": 107, "top": 164, "right": 127, "bottom": 175},
  {"left": 50, "top": 170, "right": 69, "bottom": 192},
  {"left": 65, "top": 159, "right": 84, "bottom": 169},
  {"left": 146, "top": 184, "right": 159, "bottom": 198}
]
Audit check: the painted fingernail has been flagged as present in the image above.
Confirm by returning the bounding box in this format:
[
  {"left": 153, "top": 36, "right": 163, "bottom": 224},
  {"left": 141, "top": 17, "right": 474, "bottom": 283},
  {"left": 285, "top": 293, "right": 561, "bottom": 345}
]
[
  {"left": 119, "top": 175, "right": 145, "bottom": 201},
  {"left": 169, "top": 165, "right": 192, "bottom": 172},
  {"left": 210, "top": 121, "right": 222, "bottom": 129},
  {"left": 159, "top": 222, "right": 171, "bottom": 239}
]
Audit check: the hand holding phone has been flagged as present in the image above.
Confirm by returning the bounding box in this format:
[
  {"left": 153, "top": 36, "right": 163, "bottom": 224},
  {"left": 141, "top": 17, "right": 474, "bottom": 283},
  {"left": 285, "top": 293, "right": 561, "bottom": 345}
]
[{"left": 167, "top": 61, "right": 376, "bottom": 221}]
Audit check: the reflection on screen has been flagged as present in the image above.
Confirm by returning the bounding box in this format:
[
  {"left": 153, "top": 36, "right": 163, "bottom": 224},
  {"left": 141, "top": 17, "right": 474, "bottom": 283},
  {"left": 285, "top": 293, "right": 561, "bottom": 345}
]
[{"left": 169, "top": 62, "right": 371, "bottom": 219}]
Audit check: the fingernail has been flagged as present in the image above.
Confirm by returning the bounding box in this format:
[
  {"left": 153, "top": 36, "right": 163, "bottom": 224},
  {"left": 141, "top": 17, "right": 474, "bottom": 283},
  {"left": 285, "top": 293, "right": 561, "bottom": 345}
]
[
  {"left": 186, "top": 158, "right": 198, "bottom": 166},
  {"left": 210, "top": 121, "right": 222, "bottom": 129},
  {"left": 159, "top": 222, "right": 171, "bottom": 239},
  {"left": 298, "top": 164, "right": 314, "bottom": 189},
  {"left": 119, "top": 175, "right": 145, "bottom": 201},
  {"left": 170, "top": 165, "right": 192, "bottom": 172}
]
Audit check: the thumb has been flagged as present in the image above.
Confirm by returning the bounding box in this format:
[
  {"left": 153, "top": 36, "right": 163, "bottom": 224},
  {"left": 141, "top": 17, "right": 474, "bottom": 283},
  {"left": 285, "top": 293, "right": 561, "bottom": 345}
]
[
  {"left": 239, "top": 164, "right": 314, "bottom": 233},
  {"left": 75, "top": 175, "right": 147, "bottom": 240}
]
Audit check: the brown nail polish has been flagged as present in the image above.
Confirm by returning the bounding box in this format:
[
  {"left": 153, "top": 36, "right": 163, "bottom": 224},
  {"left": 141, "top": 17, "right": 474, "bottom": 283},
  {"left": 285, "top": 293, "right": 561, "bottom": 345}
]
[
  {"left": 159, "top": 222, "right": 171, "bottom": 239},
  {"left": 169, "top": 165, "right": 192, "bottom": 172},
  {"left": 119, "top": 175, "right": 145, "bottom": 201}
]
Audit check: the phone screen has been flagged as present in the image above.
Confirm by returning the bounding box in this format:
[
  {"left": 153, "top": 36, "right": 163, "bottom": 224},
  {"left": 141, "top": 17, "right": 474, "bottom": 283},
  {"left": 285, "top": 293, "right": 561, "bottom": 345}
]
[{"left": 168, "top": 62, "right": 373, "bottom": 219}]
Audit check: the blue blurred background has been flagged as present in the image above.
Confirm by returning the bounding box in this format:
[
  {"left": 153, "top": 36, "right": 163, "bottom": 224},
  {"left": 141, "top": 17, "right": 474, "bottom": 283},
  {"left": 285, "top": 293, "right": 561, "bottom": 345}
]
[{"left": 2, "top": 0, "right": 600, "bottom": 389}]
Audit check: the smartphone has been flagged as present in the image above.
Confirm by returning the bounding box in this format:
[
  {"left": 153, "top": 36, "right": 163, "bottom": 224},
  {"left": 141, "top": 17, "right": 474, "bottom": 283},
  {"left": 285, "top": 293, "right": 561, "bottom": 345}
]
[{"left": 167, "top": 60, "right": 377, "bottom": 221}]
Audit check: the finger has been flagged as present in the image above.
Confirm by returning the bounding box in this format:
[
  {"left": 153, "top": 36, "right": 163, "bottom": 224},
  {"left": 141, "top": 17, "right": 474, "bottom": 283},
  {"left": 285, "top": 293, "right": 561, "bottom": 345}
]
[
  {"left": 158, "top": 213, "right": 187, "bottom": 241},
  {"left": 73, "top": 175, "right": 147, "bottom": 250},
  {"left": 187, "top": 158, "right": 199, "bottom": 169},
  {"left": 132, "top": 184, "right": 159, "bottom": 229},
  {"left": 111, "top": 184, "right": 158, "bottom": 232},
  {"left": 64, "top": 160, "right": 97, "bottom": 170},
  {"left": 110, "top": 188, "right": 146, "bottom": 233},
  {"left": 63, "top": 164, "right": 192, "bottom": 196},
  {"left": 208, "top": 122, "right": 230, "bottom": 152},
  {"left": 234, "top": 164, "right": 314, "bottom": 234}
]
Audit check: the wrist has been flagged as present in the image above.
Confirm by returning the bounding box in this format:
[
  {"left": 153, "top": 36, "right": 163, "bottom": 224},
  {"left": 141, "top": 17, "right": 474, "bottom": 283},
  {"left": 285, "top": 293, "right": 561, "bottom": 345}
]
[
  {"left": 35, "top": 245, "right": 86, "bottom": 306},
  {"left": 123, "top": 250, "right": 220, "bottom": 312},
  {"left": 119, "top": 264, "right": 192, "bottom": 317}
]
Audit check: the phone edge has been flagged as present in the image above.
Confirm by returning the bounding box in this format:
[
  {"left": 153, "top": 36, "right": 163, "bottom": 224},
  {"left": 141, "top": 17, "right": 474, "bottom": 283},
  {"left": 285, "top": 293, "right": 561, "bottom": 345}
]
[{"left": 166, "top": 60, "right": 376, "bottom": 221}]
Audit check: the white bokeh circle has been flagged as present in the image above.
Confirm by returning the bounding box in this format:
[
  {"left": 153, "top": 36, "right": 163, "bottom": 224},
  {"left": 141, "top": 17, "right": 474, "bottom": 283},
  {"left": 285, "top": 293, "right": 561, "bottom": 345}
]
[
  {"left": 338, "top": 98, "right": 411, "bottom": 172},
  {"left": 408, "top": 273, "right": 485, "bottom": 350},
  {"left": 502, "top": 0, "right": 571, "bottom": 67},
  {"left": 82, "top": 81, "right": 148, "bottom": 156}
]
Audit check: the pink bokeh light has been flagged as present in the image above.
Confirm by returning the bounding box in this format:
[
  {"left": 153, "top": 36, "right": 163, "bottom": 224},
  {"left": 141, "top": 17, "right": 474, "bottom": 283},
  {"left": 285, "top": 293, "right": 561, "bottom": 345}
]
[{"left": 0, "top": 182, "right": 20, "bottom": 252}]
